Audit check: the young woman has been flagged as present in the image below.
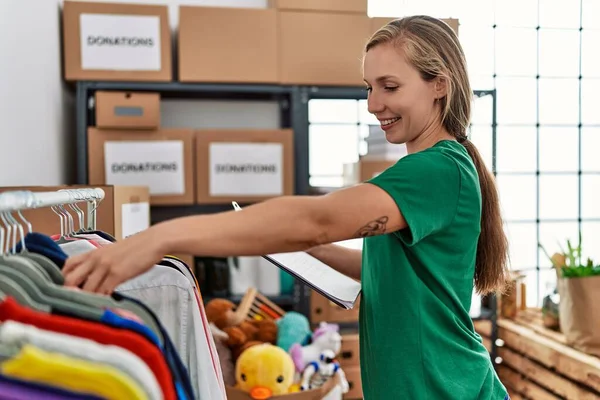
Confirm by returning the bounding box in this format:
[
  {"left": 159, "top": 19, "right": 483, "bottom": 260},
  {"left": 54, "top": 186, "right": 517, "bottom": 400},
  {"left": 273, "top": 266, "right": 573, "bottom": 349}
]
[{"left": 64, "top": 15, "right": 510, "bottom": 399}]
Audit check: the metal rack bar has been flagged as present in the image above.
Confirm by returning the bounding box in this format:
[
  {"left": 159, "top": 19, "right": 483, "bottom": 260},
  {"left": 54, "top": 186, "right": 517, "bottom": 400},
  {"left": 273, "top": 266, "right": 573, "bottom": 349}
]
[{"left": 0, "top": 188, "right": 105, "bottom": 212}]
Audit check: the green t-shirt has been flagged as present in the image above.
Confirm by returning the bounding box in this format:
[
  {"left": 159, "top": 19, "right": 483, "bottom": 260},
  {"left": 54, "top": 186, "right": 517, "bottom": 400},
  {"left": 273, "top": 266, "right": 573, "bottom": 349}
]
[{"left": 359, "top": 140, "right": 507, "bottom": 400}]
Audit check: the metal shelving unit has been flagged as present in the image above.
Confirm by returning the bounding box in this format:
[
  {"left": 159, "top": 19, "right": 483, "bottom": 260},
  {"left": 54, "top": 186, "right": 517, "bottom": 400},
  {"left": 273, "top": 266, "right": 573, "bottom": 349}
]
[{"left": 75, "top": 81, "right": 499, "bottom": 359}]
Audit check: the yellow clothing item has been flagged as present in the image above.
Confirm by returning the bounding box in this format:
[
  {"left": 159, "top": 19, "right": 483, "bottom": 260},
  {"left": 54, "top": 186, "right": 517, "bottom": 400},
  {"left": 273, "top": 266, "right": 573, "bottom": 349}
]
[{"left": 2, "top": 344, "right": 148, "bottom": 400}]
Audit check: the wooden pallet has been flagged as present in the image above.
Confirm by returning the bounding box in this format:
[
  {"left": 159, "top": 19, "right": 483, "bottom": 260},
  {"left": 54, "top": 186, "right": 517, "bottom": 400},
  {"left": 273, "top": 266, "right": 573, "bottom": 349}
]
[{"left": 475, "top": 310, "right": 600, "bottom": 399}]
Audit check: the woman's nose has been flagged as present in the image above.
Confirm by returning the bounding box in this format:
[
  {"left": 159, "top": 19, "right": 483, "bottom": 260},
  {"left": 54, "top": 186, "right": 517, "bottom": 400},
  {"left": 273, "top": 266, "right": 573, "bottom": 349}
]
[{"left": 367, "top": 92, "right": 385, "bottom": 115}]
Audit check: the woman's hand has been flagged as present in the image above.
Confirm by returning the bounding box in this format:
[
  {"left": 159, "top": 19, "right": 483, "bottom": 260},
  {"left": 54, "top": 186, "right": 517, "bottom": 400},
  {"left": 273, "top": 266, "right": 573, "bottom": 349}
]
[{"left": 62, "top": 229, "right": 166, "bottom": 294}]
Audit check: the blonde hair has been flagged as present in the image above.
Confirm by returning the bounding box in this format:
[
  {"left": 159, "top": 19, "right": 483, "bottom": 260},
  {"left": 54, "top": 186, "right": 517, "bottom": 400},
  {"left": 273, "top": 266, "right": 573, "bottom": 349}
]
[{"left": 365, "top": 16, "right": 510, "bottom": 295}]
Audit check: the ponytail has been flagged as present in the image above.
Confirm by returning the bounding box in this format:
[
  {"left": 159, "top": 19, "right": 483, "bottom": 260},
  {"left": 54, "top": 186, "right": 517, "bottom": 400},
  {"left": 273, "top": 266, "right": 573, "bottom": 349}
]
[{"left": 461, "top": 139, "right": 510, "bottom": 295}]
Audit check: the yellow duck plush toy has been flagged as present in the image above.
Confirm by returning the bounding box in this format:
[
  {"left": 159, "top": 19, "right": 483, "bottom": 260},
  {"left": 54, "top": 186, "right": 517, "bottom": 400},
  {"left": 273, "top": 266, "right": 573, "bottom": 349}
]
[{"left": 235, "top": 343, "right": 296, "bottom": 399}]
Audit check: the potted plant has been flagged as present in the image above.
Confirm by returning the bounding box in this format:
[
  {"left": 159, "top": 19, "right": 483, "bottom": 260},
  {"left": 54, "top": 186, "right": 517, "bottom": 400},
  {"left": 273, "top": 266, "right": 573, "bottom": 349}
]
[{"left": 539, "top": 233, "right": 600, "bottom": 356}]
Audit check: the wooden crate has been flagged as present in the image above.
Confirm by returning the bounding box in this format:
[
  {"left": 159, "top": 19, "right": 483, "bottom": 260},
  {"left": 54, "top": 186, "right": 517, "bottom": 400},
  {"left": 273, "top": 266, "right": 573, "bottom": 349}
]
[{"left": 475, "top": 310, "right": 600, "bottom": 399}]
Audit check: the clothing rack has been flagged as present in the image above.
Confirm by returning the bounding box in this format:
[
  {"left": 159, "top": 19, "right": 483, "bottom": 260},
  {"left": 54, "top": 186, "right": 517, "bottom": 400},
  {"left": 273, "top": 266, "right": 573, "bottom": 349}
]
[
  {"left": 0, "top": 188, "right": 105, "bottom": 232},
  {"left": 0, "top": 186, "right": 224, "bottom": 400}
]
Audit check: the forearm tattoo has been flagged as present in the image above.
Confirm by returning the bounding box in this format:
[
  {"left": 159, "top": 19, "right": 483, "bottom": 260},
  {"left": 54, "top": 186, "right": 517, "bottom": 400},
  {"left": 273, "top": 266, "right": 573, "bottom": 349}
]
[{"left": 354, "top": 216, "right": 389, "bottom": 238}]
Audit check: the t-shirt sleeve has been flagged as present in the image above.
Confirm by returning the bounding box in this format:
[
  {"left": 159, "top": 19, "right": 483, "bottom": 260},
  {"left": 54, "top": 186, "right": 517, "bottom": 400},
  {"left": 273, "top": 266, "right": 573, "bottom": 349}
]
[{"left": 367, "top": 151, "right": 461, "bottom": 246}]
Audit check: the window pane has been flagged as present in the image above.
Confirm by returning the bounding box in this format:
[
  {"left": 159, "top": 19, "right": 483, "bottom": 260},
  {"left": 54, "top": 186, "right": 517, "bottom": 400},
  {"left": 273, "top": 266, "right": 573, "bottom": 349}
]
[
  {"left": 581, "top": 128, "right": 600, "bottom": 171},
  {"left": 497, "top": 175, "right": 537, "bottom": 220},
  {"left": 581, "top": 0, "right": 600, "bottom": 30},
  {"left": 459, "top": 26, "right": 494, "bottom": 76},
  {"left": 495, "top": 0, "right": 538, "bottom": 28},
  {"left": 495, "top": 28, "right": 537, "bottom": 76},
  {"left": 309, "top": 124, "right": 359, "bottom": 178},
  {"left": 582, "top": 175, "right": 600, "bottom": 218},
  {"left": 539, "top": 222, "right": 580, "bottom": 267},
  {"left": 581, "top": 30, "right": 600, "bottom": 78},
  {"left": 453, "top": 0, "right": 495, "bottom": 27},
  {"left": 358, "top": 100, "right": 378, "bottom": 125},
  {"left": 496, "top": 126, "right": 537, "bottom": 173},
  {"left": 496, "top": 77, "right": 537, "bottom": 124},
  {"left": 581, "top": 79, "right": 600, "bottom": 125},
  {"left": 469, "top": 125, "right": 493, "bottom": 170},
  {"left": 505, "top": 222, "right": 538, "bottom": 269},
  {"left": 308, "top": 100, "right": 358, "bottom": 124},
  {"left": 539, "top": 30, "right": 580, "bottom": 77},
  {"left": 539, "top": 175, "right": 579, "bottom": 219},
  {"left": 471, "top": 94, "right": 493, "bottom": 125},
  {"left": 539, "top": 127, "right": 579, "bottom": 172},
  {"left": 539, "top": 0, "right": 581, "bottom": 29},
  {"left": 470, "top": 75, "right": 495, "bottom": 90},
  {"left": 581, "top": 222, "right": 600, "bottom": 265},
  {"left": 539, "top": 78, "right": 580, "bottom": 125}
]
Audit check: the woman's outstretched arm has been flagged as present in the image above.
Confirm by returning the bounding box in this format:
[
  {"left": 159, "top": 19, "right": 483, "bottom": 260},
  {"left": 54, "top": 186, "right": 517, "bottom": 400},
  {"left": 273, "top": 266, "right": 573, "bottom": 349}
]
[{"left": 63, "top": 183, "right": 406, "bottom": 293}]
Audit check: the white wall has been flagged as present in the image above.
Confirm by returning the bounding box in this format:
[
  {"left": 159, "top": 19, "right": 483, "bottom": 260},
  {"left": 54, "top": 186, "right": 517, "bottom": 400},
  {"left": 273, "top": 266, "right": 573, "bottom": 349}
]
[
  {"left": 0, "top": 0, "right": 74, "bottom": 186},
  {"left": 0, "top": 0, "right": 272, "bottom": 186}
]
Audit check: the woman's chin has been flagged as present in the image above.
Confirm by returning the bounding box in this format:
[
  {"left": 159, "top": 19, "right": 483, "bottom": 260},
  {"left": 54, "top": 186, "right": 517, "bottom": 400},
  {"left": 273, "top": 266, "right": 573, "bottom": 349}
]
[{"left": 384, "top": 131, "right": 408, "bottom": 145}]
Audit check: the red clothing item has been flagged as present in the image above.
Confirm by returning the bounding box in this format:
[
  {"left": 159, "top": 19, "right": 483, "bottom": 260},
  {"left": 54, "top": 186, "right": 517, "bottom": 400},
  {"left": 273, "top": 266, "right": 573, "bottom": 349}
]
[{"left": 0, "top": 297, "right": 176, "bottom": 400}]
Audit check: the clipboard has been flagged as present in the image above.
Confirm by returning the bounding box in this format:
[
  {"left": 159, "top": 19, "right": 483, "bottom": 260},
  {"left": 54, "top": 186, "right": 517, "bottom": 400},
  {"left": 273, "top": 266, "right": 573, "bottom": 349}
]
[{"left": 231, "top": 201, "right": 362, "bottom": 309}]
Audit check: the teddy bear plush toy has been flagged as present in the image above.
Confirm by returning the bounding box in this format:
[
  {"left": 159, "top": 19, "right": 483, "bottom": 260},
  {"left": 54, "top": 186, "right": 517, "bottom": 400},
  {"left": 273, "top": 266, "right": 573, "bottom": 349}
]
[{"left": 205, "top": 298, "right": 278, "bottom": 361}]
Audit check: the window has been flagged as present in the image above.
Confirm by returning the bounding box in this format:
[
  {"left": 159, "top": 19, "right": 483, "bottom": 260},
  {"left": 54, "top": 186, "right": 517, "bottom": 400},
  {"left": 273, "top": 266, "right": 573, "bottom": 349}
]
[{"left": 307, "top": 0, "right": 600, "bottom": 307}]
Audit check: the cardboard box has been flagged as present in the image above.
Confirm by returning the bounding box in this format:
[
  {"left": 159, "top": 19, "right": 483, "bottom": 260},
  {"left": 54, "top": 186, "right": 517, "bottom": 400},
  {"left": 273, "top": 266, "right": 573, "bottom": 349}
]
[
  {"left": 270, "top": 0, "right": 367, "bottom": 14},
  {"left": 0, "top": 185, "right": 150, "bottom": 241},
  {"left": 95, "top": 91, "right": 160, "bottom": 129},
  {"left": 179, "top": 6, "right": 278, "bottom": 83},
  {"left": 87, "top": 128, "right": 195, "bottom": 205},
  {"left": 311, "top": 290, "right": 360, "bottom": 324},
  {"left": 369, "top": 17, "right": 459, "bottom": 36},
  {"left": 62, "top": 0, "right": 172, "bottom": 81},
  {"left": 278, "top": 11, "right": 370, "bottom": 85},
  {"left": 358, "top": 160, "right": 396, "bottom": 181},
  {"left": 343, "top": 366, "right": 362, "bottom": 399},
  {"left": 339, "top": 334, "right": 360, "bottom": 368},
  {"left": 195, "top": 129, "right": 294, "bottom": 204},
  {"left": 226, "top": 373, "right": 341, "bottom": 400},
  {"left": 343, "top": 160, "right": 396, "bottom": 186}
]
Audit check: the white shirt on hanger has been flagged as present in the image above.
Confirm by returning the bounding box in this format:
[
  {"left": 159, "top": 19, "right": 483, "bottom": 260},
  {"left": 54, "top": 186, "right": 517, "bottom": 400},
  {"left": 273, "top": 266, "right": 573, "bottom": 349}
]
[{"left": 116, "top": 265, "right": 226, "bottom": 400}]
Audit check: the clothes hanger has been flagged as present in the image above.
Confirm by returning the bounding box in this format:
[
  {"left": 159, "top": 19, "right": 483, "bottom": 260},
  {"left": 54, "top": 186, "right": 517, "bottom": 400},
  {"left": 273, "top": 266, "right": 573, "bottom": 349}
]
[
  {"left": 4, "top": 210, "right": 64, "bottom": 285},
  {"left": 52, "top": 204, "right": 75, "bottom": 245},
  {"left": 0, "top": 270, "right": 50, "bottom": 313},
  {"left": 9, "top": 196, "right": 163, "bottom": 342},
  {"left": 0, "top": 263, "right": 104, "bottom": 321}
]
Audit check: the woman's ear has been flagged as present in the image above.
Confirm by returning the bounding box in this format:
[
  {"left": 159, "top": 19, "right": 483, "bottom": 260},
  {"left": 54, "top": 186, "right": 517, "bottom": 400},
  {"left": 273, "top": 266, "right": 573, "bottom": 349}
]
[{"left": 433, "top": 76, "right": 448, "bottom": 100}]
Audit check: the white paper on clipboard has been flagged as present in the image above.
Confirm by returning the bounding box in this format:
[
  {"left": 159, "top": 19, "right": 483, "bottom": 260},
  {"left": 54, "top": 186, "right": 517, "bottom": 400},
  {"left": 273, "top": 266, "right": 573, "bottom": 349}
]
[{"left": 231, "top": 201, "right": 362, "bottom": 309}]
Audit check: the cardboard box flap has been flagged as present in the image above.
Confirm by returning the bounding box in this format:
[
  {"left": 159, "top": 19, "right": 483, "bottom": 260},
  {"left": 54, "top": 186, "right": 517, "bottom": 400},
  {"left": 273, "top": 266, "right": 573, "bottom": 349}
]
[{"left": 271, "top": 0, "right": 367, "bottom": 14}]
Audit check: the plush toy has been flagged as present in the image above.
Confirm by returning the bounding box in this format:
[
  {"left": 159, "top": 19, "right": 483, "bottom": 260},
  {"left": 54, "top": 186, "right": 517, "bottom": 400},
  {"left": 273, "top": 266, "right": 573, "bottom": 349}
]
[
  {"left": 205, "top": 298, "right": 278, "bottom": 362},
  {"left": 289, "top": 322, "right": 342, "bottom": 372},
  {"left": 276, "top": 311, "right": 311, "bottom": 352},
  {"left": 235, "top": 343, "right": 296, "bottom": 398},
  {"left": 300, "top": 350, "right": 349, "bottom": 393}
]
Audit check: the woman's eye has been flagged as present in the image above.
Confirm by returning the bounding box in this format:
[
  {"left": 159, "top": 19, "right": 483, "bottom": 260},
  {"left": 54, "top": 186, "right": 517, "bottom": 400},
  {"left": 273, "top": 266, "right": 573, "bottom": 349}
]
[
  {"left": 384, "top": 86, "right": 398, "bottom": 91},
  {"left": 276, "top": 375, "right": 284, "bottom": 383}
]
